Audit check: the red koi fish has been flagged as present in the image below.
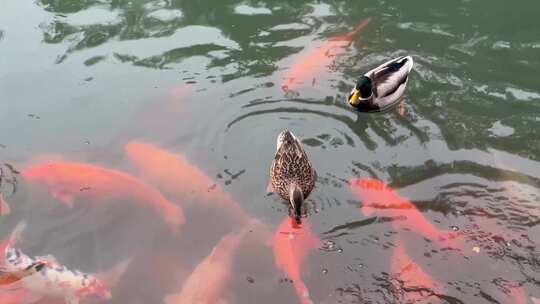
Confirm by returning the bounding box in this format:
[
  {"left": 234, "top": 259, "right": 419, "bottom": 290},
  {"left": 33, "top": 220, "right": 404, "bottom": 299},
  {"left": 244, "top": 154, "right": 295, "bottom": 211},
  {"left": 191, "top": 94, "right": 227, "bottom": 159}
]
[
  {"left": 350, "top": 178, "right": 459, "bottom": 248},
  {"left": 273, "top": 217, "right": 321, "bottom": 304},
  {"left": 164, "top": 225, "right": 252, "bottom": 304},
  {"left": 125, "top": 141, "right": 251, "bottom": 224},
  {"left": 391, "top": 240, "right": 441, "bottom": 302},
  {"left": 21, "top": 161, "right": 185, "bottom": 232},
  {"left": 282, "top": 18, "right": 371, "bottom": 91}
]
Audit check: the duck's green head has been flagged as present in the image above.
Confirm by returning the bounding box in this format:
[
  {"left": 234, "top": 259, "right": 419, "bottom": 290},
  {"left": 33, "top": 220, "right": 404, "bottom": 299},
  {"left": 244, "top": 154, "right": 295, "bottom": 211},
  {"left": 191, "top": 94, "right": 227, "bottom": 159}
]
[{"left": 348, "top": 76, "right": 373, "bottom": 107}]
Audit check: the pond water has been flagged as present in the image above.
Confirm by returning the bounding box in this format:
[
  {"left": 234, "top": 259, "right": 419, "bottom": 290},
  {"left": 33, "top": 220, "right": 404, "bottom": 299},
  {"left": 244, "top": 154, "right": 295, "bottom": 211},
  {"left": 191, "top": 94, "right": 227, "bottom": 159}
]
[{"left": 1, "top": 0, "right": 539, "bottom": 303}]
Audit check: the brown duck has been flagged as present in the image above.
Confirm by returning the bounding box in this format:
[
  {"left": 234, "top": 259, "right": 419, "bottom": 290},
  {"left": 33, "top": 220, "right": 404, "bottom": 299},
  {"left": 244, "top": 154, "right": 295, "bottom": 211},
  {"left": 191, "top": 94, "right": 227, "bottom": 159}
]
[{"left": 269, "top": 130, "right": 316, "bottom": 223}]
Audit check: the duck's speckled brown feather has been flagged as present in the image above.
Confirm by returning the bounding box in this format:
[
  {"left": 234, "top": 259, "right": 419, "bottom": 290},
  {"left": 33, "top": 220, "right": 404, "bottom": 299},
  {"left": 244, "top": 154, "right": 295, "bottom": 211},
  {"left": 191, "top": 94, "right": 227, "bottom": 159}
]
[{"left": 270, "top": 131, "right": 316, "bottom": 202}]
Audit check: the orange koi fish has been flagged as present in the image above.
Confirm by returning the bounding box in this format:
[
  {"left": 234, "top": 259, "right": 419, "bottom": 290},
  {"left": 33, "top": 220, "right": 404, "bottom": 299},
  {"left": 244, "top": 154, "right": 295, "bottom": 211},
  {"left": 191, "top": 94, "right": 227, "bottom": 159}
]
[
  {"left": 164, "top": 225, "right": 251, "bottom": 304},
  {"left": 21, "top": 161, "right": 185, "bottom": 232},
  {"left": 391, "top": 240, "right": 441, "bottom": 302},
  {"left": 125, "top": 141, "right": 251, "bottom": 224},
  {"left": 272, "top": 217, "right": 321, "bottom": 304},
  {"left": 350, "top": 178, "right": 459, "bottom": 247},
  {"left": 282, "top": 18, "right": 371, "bottom": 91}
]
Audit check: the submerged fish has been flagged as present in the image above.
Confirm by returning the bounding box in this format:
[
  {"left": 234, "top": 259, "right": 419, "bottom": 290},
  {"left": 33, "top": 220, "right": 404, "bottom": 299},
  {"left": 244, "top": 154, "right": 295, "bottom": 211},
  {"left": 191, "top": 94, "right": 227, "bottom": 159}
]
[
  {"left": 350, "top": 178, "right": 459, "bottom": 247},
  {"left": 125, "top": 141, "right": 250, "bottom": 223},
  {"left": 3, "top": 226, "right": 130, "bottom": 304},
  {"left": 272, "top": 217, "right": 320, "bottom": 304},
  {"left": 391, "top": 240, "right": 441, "bottom": 302},
  {"left": 1, "top": 225, "right": 41, "bottom": 286},
  {"left": 282, "top": 18, "right": 371, "bottom": 91},
  {"left": 0, "top": 262, "right": 45, "bottom": 286},
  {"left": 164, "top": 225, "right": 252, "bottom": 304},
  {"left": 21, "top": 161, "right": 185, "bottom": 232}
]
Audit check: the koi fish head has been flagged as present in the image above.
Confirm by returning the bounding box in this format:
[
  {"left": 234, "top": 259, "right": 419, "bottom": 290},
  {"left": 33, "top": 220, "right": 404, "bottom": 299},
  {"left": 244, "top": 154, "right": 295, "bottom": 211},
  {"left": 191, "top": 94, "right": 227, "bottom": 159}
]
[{"left": 21, "top": 163, "right": 55, "bottom": 183}]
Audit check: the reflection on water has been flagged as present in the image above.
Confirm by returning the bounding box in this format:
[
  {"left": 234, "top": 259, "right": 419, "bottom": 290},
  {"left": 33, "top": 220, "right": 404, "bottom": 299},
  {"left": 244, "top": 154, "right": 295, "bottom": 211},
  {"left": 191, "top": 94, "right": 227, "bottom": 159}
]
[{"left": 1, "top": 0, "right": 539, "bottom": 303}]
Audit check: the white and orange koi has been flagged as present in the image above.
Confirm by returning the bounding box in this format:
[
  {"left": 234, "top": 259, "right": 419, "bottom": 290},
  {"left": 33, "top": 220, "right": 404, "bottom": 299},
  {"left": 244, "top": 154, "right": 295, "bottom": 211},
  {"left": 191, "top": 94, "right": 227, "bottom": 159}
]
[
  {"left": 4, "top": 247, "right": 111, "bottom": 304},
  {"left": 0, "top": 261, "right": 45, "bottom": 286},
  {"left": 2, "top": 223, "right": 129, "bottom": 304}
]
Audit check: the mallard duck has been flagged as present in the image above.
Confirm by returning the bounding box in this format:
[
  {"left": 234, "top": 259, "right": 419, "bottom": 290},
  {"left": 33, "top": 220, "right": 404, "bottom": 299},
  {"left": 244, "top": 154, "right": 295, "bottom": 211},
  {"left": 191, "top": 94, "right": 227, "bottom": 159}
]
[
  {"left": 348, "top": 55, "right": 414, "bottom": 112},
  {"left": 269, "top": 130, "right": 316, "bottom": 224}
]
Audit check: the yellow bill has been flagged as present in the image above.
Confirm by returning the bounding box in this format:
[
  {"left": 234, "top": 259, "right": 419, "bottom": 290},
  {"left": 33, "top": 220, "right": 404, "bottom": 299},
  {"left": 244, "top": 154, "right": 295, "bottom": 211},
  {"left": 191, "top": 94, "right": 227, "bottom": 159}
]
[{"left": 348, "top": 89, "right": 361, "bottom": 106}]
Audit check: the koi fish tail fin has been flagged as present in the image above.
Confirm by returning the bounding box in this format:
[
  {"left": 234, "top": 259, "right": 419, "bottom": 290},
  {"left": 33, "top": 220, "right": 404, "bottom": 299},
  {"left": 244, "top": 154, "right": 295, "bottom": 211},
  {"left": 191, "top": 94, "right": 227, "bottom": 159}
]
[
  {"left": 293, "top": 279, "right": 314, "bottom": 304},
  {"left": 0, "top": 194, "right": 11, "bottom": 216}
]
